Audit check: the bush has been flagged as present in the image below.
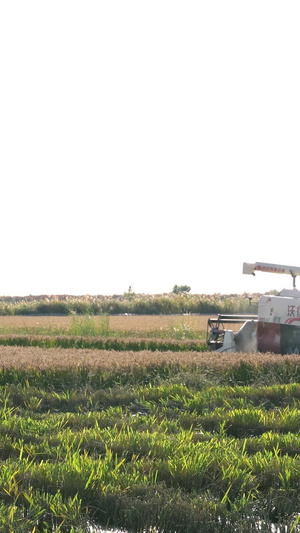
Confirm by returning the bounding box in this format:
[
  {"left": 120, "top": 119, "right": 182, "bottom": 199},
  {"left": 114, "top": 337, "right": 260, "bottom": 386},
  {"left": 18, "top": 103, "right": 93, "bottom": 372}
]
[{"left": 0, "top": 293, "right": 256, "bottom": 316}]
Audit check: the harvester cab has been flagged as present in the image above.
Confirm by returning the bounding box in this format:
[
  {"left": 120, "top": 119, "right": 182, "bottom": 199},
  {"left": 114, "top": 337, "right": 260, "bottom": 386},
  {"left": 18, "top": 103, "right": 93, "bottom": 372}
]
[{"left": 207, "top": 262, "right": 300, "bottom": 354}]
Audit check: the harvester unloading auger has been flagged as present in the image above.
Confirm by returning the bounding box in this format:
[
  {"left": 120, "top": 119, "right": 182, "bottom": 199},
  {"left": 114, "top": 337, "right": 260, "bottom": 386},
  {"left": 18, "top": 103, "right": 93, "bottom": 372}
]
[{"left": 207, "top": 262, "right": 300, "bottom": 354}]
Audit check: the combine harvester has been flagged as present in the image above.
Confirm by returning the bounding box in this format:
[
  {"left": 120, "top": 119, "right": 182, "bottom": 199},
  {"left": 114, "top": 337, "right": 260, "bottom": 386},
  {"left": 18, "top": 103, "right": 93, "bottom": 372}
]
[{"left": 207, "top": 262, "right": 300, "bottom": 354}]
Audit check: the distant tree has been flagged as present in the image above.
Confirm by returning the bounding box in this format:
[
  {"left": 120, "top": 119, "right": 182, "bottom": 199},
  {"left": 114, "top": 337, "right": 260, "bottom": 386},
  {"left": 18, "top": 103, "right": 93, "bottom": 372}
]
[
  {"left": 172, "top": 284, "right": 191, "bottom": 295},
  {"left": 123, "top": 285, "right": 136, "bottom": 300}
]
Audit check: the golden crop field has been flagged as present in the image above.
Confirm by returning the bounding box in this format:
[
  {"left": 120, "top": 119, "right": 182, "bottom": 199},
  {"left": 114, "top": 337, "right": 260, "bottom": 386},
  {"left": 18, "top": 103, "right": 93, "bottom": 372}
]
[
  {"left": 0, "top": 313, "right": 210, "bottom": 331},
  {"left": 0, "top": 344, "right": 297, "bottom": 370}
]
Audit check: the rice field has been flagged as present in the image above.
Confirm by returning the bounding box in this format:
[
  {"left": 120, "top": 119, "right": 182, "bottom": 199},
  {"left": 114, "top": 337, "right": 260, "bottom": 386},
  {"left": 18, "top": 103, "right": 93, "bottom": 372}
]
[
  {"left": 0, "top": 314, "right": 209, "bottom": 334},
  {"left": 0, "top": 314, "right": 300, "bottom": 532}
]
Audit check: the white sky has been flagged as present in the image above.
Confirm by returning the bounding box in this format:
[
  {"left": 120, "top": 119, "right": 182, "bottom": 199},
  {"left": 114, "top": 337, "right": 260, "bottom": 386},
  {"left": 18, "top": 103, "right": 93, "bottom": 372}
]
[{"left": 0, "top": 1, "right": 299, "bottom": 297}]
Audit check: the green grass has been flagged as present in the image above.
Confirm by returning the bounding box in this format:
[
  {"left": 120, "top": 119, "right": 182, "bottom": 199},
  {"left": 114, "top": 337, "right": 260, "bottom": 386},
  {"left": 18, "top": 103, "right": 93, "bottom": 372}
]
[{"left": 0, "top": 362, "right": 300, "bottom": 531}]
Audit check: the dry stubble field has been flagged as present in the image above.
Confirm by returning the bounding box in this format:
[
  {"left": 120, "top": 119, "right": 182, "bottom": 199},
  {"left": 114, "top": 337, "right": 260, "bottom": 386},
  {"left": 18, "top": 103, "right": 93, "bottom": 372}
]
[{"left": 0, "top": 313, "right": 209, "bottom": 331}]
